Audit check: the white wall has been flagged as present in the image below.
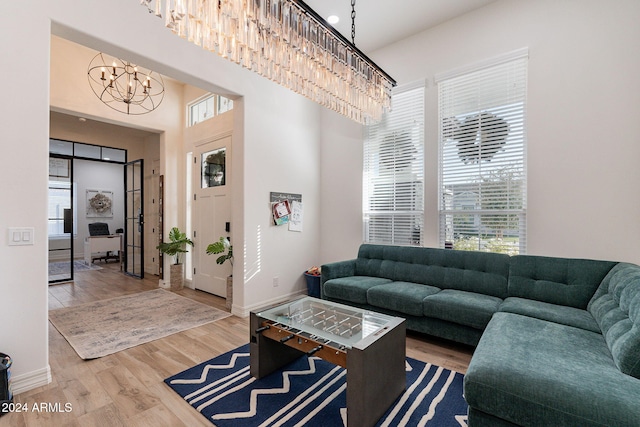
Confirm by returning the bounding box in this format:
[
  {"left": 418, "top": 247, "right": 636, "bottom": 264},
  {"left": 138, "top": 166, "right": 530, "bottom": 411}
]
[
  {"left": 0, "top": 1, "right": 52, "bottom": 393},
  {"left": 319, "top": 110, "right": 365, "bottom": 263},
  {"left": 1, "top": 0, "right": 322, "bottom": 391},
  {"left": 321, "top": 0, "right": 640, "bottom": 264},
  {"left": 240, "top": 83, "right": 322, "bottom": 313}
]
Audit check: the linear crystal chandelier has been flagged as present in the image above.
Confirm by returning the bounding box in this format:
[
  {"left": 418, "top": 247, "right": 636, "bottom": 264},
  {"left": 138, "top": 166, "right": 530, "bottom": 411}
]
[{"left": 140, "top": 0, "right": 396, "bottom": 123}]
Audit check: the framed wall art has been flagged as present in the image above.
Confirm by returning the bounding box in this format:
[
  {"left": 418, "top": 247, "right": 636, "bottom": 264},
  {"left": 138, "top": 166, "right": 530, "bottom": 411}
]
[{"left": 86, "top": 189, "right": 113, "bottom": 218}]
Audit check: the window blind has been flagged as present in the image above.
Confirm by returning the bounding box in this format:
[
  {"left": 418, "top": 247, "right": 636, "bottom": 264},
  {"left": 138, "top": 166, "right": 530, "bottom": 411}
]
[
  {"left": 364, "top": 84, "right": 424, "bottom": 246},
  {"left": 437, "top": 52, "right": 527, "bottom": 254}
]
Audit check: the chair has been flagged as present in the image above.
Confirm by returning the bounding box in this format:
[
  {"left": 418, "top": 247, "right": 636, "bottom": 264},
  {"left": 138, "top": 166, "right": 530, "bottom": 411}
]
[{"left": 88, "top": 222, "right": 110, "bottom": 237}]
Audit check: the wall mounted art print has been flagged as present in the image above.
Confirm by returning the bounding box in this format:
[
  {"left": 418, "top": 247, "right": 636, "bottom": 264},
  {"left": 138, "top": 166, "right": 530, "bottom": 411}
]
[{"left": 86, "top": 189, "right": 113, "bottom": 218}]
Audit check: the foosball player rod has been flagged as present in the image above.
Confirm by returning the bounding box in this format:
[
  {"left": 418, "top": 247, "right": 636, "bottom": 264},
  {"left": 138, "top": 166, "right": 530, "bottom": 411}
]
[
  {"left": 280, "top": 334, "right": 295, "bottom": 343},
  {"left": 306, "top": 345, "right": 323, "bottom": 356}
]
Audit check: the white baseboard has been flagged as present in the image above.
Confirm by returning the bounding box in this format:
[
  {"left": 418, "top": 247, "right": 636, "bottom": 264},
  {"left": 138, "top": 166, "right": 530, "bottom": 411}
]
[
  {"left": 12, "top": 365, "right": 52, "bottom": 395},
  {"left": 231, "top": 290, "right": 307, "bottom": 318}
]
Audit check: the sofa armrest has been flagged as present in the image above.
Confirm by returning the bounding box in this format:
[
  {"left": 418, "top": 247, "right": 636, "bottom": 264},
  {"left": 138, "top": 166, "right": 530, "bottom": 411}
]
[
  {"left": 320, "top": 259, "right": 356, "bottom": 299},
  {"left": 321, "top": 259, "right": 356, "bottom": 283}
]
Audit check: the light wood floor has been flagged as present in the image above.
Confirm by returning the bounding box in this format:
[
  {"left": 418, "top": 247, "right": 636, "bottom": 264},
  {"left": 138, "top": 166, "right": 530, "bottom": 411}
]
[{"left": 7, "top": 262, "right": 473, "bottom": 426}]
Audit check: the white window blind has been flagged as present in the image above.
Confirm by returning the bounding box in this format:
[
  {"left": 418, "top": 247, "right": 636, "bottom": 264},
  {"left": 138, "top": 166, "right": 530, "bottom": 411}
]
[
  {"left": 364, "top": 84, "right": 424, "bottom": 246},
  {"left": 437, "top": 51, "right": 527, "bottom": 254}
]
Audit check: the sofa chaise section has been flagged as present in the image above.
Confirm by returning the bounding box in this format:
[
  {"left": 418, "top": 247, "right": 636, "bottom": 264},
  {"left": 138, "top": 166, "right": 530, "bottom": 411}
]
[{"left": 465, "top": 262, "right": 640, "bottom": 426}]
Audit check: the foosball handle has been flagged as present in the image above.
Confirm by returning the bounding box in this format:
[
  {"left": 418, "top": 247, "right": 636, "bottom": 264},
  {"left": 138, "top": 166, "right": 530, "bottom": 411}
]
[
  {"left": 306, "top": 345, "right": 323, "bottom": 356},
  {"left": 254, "top": 326, "right": 270, "bottom": 334},
  {"left": 280, "top": 334, "right": 295, "bottom": 343}
]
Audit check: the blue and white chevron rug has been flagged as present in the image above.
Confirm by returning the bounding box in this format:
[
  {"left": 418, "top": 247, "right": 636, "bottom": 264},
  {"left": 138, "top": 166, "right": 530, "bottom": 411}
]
[{"left": 165, "top": 344, "right": 468, "bottom": 427}]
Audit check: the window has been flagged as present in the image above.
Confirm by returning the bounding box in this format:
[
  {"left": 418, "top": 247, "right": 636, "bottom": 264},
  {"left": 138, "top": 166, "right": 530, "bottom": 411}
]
[
  {"left": 49, "top": 139, "right": 126, "bottom": 162},
  {"left": 189, "top": 94, "right": 215, "bottom": 126},
  {"left": 188, "top": 94, "right": 234, "bottom": 127},
  {"left": 363, "top": 84, "right": 425, "bottom": 246},
  {"left": 437, "top": 49, "right": 528, "bottom": 254},
  {"left": 201, "top": 147, "right": 226, "bottom": 188},
  {"left": 48, "top": 181, "right": 77, "bottom": 238}
]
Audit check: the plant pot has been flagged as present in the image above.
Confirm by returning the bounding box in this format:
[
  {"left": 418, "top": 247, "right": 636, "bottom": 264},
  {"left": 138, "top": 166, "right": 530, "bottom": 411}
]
[
  {"left": 170, "top": 264, "right": 184, "bottom": 290},
  {"left": 304, "top": 272, "right": 321, "bottom": 298},
  {"left": 226, "top": 275, "right": 233, "bottom": 310}
]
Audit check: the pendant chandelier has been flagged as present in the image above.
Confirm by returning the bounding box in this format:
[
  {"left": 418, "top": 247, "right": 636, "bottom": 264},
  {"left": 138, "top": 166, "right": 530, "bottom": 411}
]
[
  {"left": 87, "top": 53, "right": 165, "bottom": 115},
  {"left": 140, "top": 0, "right": 396, "bottom": 124}
]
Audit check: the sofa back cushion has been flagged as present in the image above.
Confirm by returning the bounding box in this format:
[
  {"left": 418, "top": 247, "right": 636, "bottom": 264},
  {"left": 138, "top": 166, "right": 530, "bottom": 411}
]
[
  {"left": 508, "top": 255, "right": 616, "bottom": 309},
  {"left": 588, "top": 263, "right": 640, "bottom": 379},
  {"left": 355, "top": 244, "right": 510, "bottom": 298}
]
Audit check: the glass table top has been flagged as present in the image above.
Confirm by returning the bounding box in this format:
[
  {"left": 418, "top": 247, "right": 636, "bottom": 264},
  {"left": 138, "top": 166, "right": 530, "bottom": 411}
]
[{"left": 256, "top": 297, "right": 397, "bottom": 349}]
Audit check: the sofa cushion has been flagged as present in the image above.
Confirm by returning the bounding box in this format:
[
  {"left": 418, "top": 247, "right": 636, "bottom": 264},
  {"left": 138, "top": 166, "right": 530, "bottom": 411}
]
[
  {"left": 465, "top": 312, "right": 640, "bottom": 427},
  {"left": 322, "top": 276, "right": 391, "bottom": 304},
  {"left": 508, "top": 255, "right": 616, "bottom": 309},
  {"left": 355, "top": 244, "right": 510, "bottom": 298},
  {"left": 423, "top": 290, "right": 502, "bottom": 330},
  {"left": 500, "top": 297, "right": 600, "bottom": 333},
  {"left": 366, "top": 281, "right": 440, "bottom": 317},
  {"left": 588, "top": 263, "right": 640, "bottom": 379}
]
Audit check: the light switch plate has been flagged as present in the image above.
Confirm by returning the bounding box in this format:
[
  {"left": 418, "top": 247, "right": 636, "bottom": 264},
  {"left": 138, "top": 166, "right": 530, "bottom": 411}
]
[{"left": 8, "top": 227, "right": 34, "bottom": 246}]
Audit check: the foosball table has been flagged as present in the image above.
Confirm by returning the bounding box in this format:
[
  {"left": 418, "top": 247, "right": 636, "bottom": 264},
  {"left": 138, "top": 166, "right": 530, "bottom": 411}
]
[{"left": 250, "top": 296, "right": 406, "bottom": 427}]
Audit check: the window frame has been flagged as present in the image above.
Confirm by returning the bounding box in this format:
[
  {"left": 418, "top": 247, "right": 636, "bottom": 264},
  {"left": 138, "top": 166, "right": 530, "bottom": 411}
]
[
  {"left": 363, "top": 82, "right": 425, "bottom": 246},
  {"left": 436, "top": 49, "right": 528, "bottom": 255},
  {"left": 187, "top": 93, "right": 234, "bottom": 127}
]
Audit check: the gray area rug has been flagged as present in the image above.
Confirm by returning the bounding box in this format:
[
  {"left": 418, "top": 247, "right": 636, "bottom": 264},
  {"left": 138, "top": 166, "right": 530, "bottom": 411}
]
[
  {"left": 49, "top": 260, "right": 103, "bottom": 275},
  {"left": 49, "top": 260, "right": 104, "bottom": 282},
  {"left": 49, "top": 289, "right": 230, "bottom": 359}
]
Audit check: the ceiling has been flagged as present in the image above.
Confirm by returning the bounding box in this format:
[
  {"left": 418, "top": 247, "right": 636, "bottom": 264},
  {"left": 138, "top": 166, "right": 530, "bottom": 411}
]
[{"left": 304, "top": 0, "right": 497, "bottom": 52}]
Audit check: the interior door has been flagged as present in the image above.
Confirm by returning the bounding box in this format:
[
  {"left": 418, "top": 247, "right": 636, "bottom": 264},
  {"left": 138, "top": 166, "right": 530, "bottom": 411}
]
[
  {"left": 193, "top": 137, "right": 232, "bottom": 297},
  {"left": 125, "top": 159, "right": 144, "bottom": 278},
  {"left": 48, "top": 155, "right": 74, "bottom": 284}
]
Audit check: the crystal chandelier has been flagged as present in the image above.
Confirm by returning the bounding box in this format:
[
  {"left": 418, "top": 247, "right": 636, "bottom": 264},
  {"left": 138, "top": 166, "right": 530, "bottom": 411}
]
[
  {"left": 87, "top": 52, "right": 165, "bottom": 115},
  {"left": 140, "top": 0, "right": 396, "bottom": 124}
]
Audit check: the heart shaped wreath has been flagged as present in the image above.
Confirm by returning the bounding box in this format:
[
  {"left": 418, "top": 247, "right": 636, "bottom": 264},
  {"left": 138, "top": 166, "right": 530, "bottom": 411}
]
[{"left": 443, "top": 112, "right": 509, "bottom": 164}]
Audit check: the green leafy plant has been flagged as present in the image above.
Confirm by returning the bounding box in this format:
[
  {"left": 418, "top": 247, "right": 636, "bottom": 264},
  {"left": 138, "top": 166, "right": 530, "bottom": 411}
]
[
  {"left": 206, "top": 237, "right": 233, "bottom": 266},
  {"left": 156, "top": 227, "right": 194, "bottom": 265}
]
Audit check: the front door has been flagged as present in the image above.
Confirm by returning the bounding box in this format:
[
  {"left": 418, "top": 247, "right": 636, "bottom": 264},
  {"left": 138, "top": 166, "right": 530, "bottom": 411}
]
[
  {"left": 125, "top": 159, "right": 144, "bottom": 278},
  {"left": 193, "top": 137, "right": 232, "bottom": 297}
]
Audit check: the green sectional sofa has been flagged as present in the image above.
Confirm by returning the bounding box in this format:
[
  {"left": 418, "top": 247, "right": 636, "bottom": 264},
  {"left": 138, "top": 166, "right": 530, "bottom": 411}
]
[{"left": 320, "top": 244, "right": 640, "bottom": 427}]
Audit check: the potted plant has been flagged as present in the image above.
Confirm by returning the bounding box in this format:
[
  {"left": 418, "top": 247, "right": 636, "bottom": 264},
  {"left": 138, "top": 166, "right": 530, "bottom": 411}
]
[
  {"left": 157, "top": 227, "right": 193, "bottom": 290},
  {"left": 207, "top": 237, "right": 233, "bottom": 309}
]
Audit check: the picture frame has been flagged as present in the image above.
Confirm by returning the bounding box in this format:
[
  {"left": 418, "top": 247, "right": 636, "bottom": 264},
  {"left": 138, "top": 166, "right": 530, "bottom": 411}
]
[{"left": 86, "top": 189, "right": 113, "bottom": 218}]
